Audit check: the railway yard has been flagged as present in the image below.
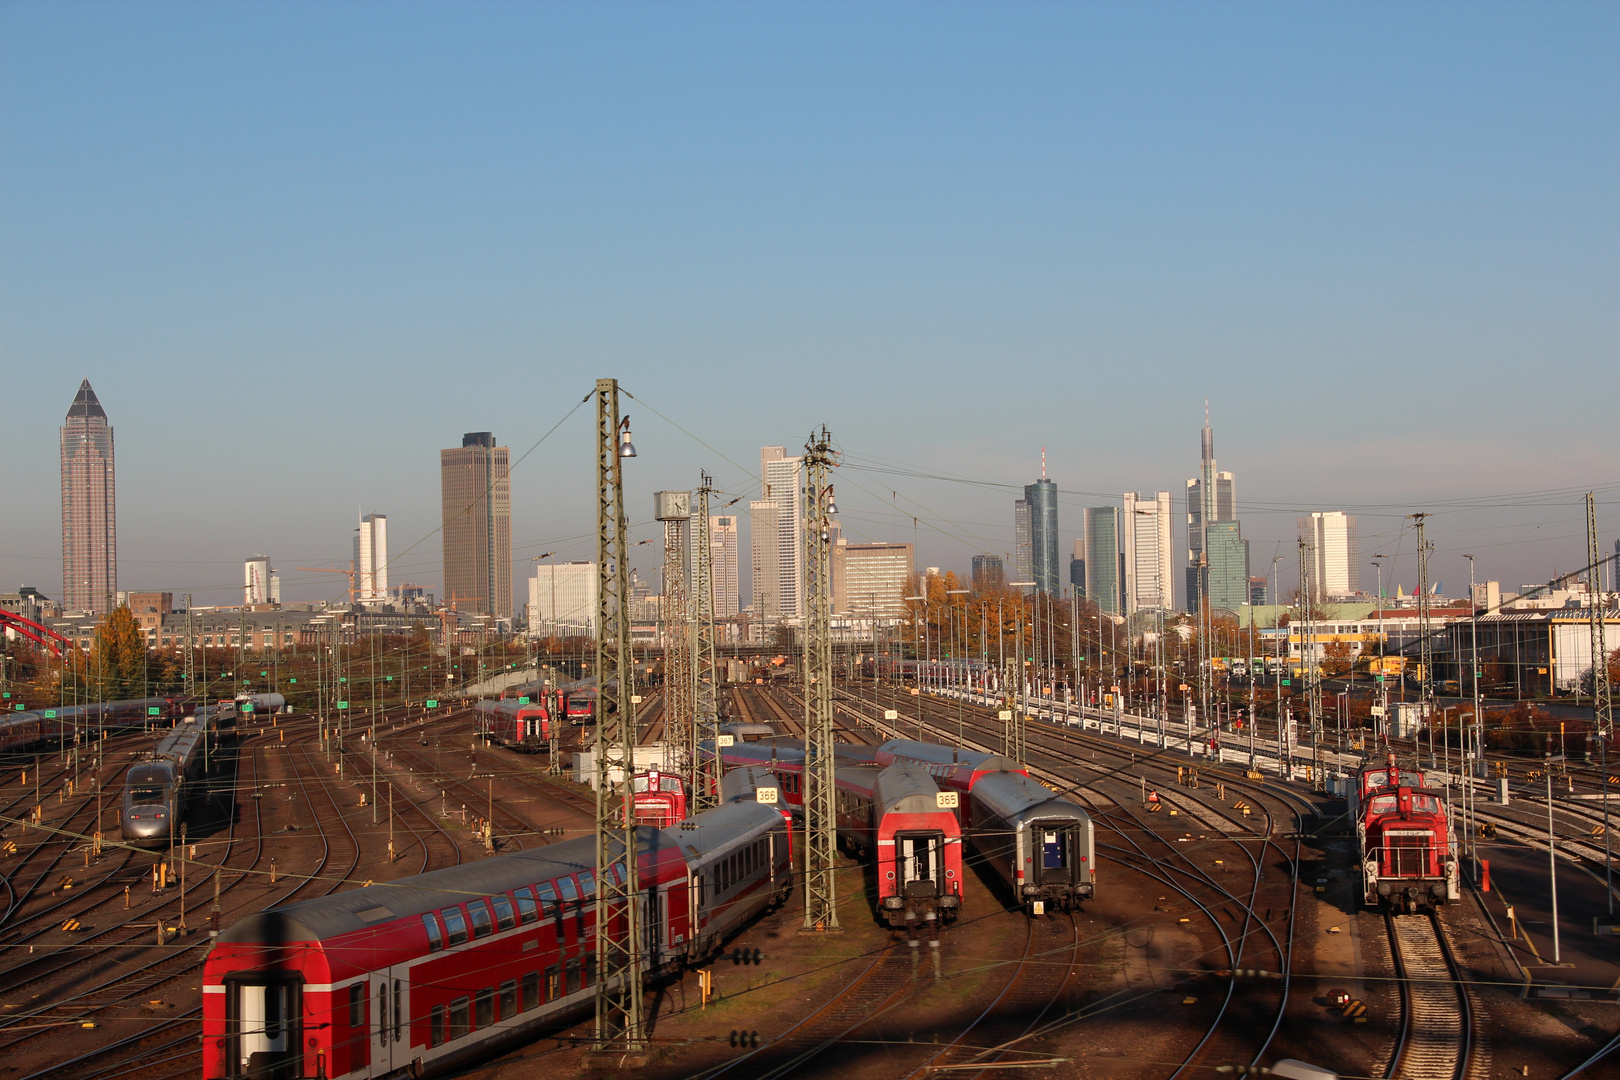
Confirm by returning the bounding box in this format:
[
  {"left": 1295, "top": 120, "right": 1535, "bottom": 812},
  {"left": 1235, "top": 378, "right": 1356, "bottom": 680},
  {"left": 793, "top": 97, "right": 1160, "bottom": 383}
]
[{"left": 1, "top": 682, "right": 1617, "bottom": 1080}]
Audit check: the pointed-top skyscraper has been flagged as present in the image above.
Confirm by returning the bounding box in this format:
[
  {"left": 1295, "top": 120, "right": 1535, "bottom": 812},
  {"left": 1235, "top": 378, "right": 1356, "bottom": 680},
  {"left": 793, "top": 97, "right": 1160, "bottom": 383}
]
[
  {"left": 61, "top": 378, "right": 117, "bottom": 614},
  {"left": 1185, "top": 405, "right": 1248, "bottom": 612}
]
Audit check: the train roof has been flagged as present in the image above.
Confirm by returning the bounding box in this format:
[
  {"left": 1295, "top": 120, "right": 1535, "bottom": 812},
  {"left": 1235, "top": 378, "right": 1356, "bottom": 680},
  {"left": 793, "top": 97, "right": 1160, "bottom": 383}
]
[
  {"left": 874, "top": 739, "right": 1020, "bottom": 773},
  {"left": 971, "top": 771, "right": 1090, "bottom": 823},
  {"left": 719, "top": 765, "right": 784, "bottom": 804},
  {"left": 665, "top": 801, "right": 784, "bottom": 863},
  {"left": 220, "top": 828, "right": 678, "bottom": 945},
  {"left": 152, "top": 721, "right": 206, "bottom": 763},
  {"left": 833, "top": 763, "right": 950, "bottom": 816}
]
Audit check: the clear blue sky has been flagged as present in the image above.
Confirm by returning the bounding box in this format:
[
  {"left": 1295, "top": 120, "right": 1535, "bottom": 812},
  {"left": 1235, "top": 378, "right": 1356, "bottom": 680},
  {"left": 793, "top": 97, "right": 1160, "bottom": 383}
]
[{"left": 3, "top": 1, "right": 1616, "bottom": 610}]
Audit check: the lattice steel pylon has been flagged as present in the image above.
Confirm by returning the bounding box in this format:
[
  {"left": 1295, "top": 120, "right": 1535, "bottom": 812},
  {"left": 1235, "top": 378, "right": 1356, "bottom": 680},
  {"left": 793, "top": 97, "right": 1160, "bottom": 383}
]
[
  {"left": 1588, "top": 494, "right": 1613, "bottom": 740},
  {"left": 801, "top": 427, "right": 840, "bottom": 932},
  {"left": 1299, "top": 538, "right": 1324, "bottom": 786},
  {"left": 655, "top": 491, "right": 693, "bottom": 797},
  {"left": 692, "top": 472, "right": 721, "bottom": 812},
  {"left": 591, "top": 378, "right": 645, "bottom": 1060},
  {"left": 1413, "top": 512, "right": 1435, "bottom": 722},
  {"left": 1003, "top": 657, "right": 1024, "bottom": 765}
]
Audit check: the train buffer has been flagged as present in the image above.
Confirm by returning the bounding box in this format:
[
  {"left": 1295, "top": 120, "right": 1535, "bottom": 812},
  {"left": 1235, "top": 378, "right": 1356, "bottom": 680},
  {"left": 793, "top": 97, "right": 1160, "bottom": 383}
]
[
  {"left": 1148, "top": 802, "right": 1162, "bottom": 813},
  {"left": 59, "top": 875, "right": 75, "bottom": 890},
  {"left": 1593, "top": 824, "right": 1607, "bottom": 838},
  {"left": 60, "top": 917, "right": 82, "bottom": 932},
  {"left": 1, "top": 840, "right": 15, "bottom": 855},
  {"left": 1341, "top": 998, "right": 1367, "bottom": 1021}
]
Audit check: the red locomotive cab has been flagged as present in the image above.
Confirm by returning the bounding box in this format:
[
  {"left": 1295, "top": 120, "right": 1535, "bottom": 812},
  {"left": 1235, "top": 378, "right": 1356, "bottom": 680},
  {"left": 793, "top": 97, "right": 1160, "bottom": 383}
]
[
  {"left": 1355, "top": 752, "right": 1457, "bottom": 911},
  {"left": 632, "top": 768, "right": 687, "bottom": 827}
]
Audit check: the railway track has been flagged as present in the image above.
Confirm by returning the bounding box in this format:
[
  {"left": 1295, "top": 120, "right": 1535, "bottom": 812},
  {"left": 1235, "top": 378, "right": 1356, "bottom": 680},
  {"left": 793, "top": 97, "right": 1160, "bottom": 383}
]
[
  {"left": 1386, "top": 912, "right": 1473, "bottom": 1080},
  {"left": 903, "top": 914, "right": 1081, "bottom": 1078}
]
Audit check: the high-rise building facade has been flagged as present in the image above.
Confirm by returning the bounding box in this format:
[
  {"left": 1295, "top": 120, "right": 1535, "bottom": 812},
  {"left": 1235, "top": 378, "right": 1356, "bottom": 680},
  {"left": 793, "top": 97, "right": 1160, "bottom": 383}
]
[
  {"left": 1122, "top": 491, "right": 1174, "bottom": 614},
  {"left": 1013, "top": 498, "right": 1032, "bottom": 584},
  {"left": 244, "top": 556, "right": 274, "bottom": 606},
  {"left": 441, "top": 432, "right": 512, "bottom": 619},
  {"left": 1083, "top": 506, "right": 1123, "bottom": 615},
  {"left": 750, "top": 446, "right": 804, "bottom": 625},
  {"left": 836, "top": 542, "right": 914, "bottom": 619},
  {"left": 355, "top": 513, "right": 388, "bottom": 603},
  {"left": 1069, "top": 539, "right": 1085, "bottom": 599},
  {"left": 1298, "top": 511, "right": 1360, "bottom": 600},
  {"left": 1025, "top": 478, "right": 1059, "bottom": 596},
  {"left": 972, "top": 554, "right": 1005, "bottom": 591},
  {"left": 1205, "top": 521, "right": 1250, "bottom": 612},
  {"left": 1185, "top": 413, "right": 1247, "bottom": 612},
  {"left": 60, "top": 379, "right": 116, "bottom": 614},
  {"left": 710, "top": 515, "right": 740, "bottom": 620},
  {"left": 528, "top": 561, "right": 597, "bottom": 636}
]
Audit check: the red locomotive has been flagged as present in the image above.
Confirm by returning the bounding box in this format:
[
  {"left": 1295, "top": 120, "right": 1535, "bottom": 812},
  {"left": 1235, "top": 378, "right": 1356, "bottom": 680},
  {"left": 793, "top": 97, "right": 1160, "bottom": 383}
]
[
  {"left": 1351, "top": 751, "right": 1459, "bottom": 911},
  {"left": 202, "top": 768, "right": 791, "bottom": 1079},
  {"left": 631, "top": 766, "right": 687, "bottom": 827}
]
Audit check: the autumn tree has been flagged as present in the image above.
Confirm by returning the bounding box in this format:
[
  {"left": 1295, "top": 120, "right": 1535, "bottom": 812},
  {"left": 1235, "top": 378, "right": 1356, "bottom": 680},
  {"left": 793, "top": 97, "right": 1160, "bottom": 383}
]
[{"left": 89, "top": 604, "right": 150, "bottom": 700}]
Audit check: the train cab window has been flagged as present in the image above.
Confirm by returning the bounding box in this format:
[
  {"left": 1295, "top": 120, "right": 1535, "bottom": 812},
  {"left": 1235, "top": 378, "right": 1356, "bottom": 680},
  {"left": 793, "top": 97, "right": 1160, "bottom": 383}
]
[
  {"left": 514, "top": 887, "right": 537, "bottom": 924},
  {"left": 537, "top": 882, "right": 559, "bottom": 918},
  {"left": 1368, "top": 795, "right": 1398, "bottom": 814},
  {"left": 469, "top": 901, "right": 494, "bottom": 939},
  {"left": 449, "top": 996, "right": 470, "bottom": 1040},
  {"left": 545, "top": 965, "right": 560, "bottom": 1002},
  {"left": 130, "top": 785, "right": 164, "bottom": 804},
  {"left": 348, "top": 983, "right": 365, "bottom": 1028},
  {"left": 499, "top": 979, "right": 517, "bottom": 1019},
  {"left": 475, "top": 988, "right": 493, "bottom": 1029},
  {"left": 1411, "top": 795, "right": 1440, "bottom": 813},
  {"left": 422, "top": 913, "right": 444, "bottom": 951},
  {"left": 559, "top": 877, "right": 579, "bottom": 904},
  {"left": 522, "top": 971, "right": 539, "bottom": 1010},
  {"left": 492, "top": 894, "right": 517, "bottom": 931},
  {"left": 430, "top": 1004, "right": 445, "bottom": 1047},
  {"left": 443, "top": 907, "right": 469, "bottom": 947}
]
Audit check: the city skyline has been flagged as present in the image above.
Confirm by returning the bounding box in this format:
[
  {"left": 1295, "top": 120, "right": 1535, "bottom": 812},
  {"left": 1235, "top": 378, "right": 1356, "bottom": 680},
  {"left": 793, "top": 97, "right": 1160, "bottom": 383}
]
[{"left": 3, "top": 5, "right": 1615, "bottom": 616}]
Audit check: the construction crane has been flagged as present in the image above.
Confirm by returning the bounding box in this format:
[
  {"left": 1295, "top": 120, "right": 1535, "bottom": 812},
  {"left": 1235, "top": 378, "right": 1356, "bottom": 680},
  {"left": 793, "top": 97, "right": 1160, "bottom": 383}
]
[{"left": 297, "top": 563, "right": 359, "bottom": 605}]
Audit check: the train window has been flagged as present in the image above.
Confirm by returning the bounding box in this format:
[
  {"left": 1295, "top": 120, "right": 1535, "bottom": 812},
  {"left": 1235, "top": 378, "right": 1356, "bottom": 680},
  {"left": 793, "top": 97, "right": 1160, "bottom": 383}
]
[
  {"left": 443, "top": 907, "right": 468, "bottom": 947},
  {"left": 579, "top": 871, "right": 596, "bottom": 898},
  {"left": 430, "top": 1005, "right": 445, "bottom": 1048},
  {"left": 545, "top": 966, "right": 560, "bottom": 1002},
  {"left": 565, "top": 959, "right": 581, "bottom": 995},
  {"left": 378, "top": 983, "right": 389, "bottom": 1045},
  {"left": 475, "top": 988, "right": 493, "bottom": 1029},
  {"left": 522, "top": 971, "right": 539, "bottom": 1010},
  {"left": 492, "top": 894, "right": 517, "bottom": 931},
  {"left": 514, "top": 887, "right": 537, "bottom": 924},
  {"left": 559, "top": 877, "right": 579, "bottom": 904},
  {"left": 537, "top": 882, "right": 559, "bottom": 917},
  {"left": 348, "top": 983, "right": 364, "bottom": 1028},
  {"left": 500, "top": 979, "right": 517, "bottom": 1019},
  {"left": 421, "top": 913, "right": 444, "bottom": 951},
  {"left": 449, "top": 996, "right": 470, "bottom": 1040},
  {"left": 1411, "top": 795, "right": 1440, "bottom": 813},
  {"left": 469, "top": 901, "right": 493, "bottom": 939}
]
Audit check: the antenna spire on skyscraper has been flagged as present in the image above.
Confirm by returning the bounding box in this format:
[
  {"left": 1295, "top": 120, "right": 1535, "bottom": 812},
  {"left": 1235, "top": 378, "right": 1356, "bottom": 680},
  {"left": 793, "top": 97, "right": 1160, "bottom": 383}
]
[{"left": 1041, "top": 447, "right": 1046, "bottom": 479}]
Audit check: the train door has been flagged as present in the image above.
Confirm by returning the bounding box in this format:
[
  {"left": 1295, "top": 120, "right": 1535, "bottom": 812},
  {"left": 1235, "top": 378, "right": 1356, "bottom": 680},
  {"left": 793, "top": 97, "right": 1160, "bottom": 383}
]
[
  {"left": 226, "top": 975, "right": 302, "bottom": 1079},
  {"left": 896, "top": 831, "right": 942, "bottom": 898},
  {"left": 1035, "top": 822, "right": 1076, "bottom": 886},
  {"left": 371, "top": 965, "right": 408, "bottom": 1075}
]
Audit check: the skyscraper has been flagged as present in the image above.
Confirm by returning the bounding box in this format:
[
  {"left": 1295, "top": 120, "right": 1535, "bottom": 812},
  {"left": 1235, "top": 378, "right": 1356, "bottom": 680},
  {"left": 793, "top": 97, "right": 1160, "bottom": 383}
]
[
  {"left": 1298, "top": 511, "right": 1360, "bottom": 600},
  {"left": 690, "top": 513, "right": 741, "bottom": 620},
  {"left": 972, "top": 554, "right": 1005, "bottom": 591},
  {"left": 528, "top": 561, "right": 597, "bottom": 636},
  {"left": 441, "top": 432, "right": 512, "bottom": 619},
  {"left": 1013, "top": 498, "right": 1032, "bottom": 584},
  {"left": 1084, "top": 506, "right": 1123, "bottom": 615},
  {"left": 1205, "top": 521, "right": 1250, "bottom": 612},
  {"left": 355, "top": 513, "right": 388, "bottom": 603},
  {"left": 244, "top": 556, "right": 273, "bottom": 606},
  {"left": 1185, "top": 411, "right": 1247, "bottom": 612},
  {"left": 750, "top": 446, "right": 804, "bottom": 625},
  {"left": 61, "top": 379, "right": 116, "bottom": 614},
  {"left": 1025, "top": 476, "right": 1059, "bottom": 596},
  {"left": 1122, "top": 491, "right": 1174, "bottom": 614},
  {"left": 1069, "top": 540, "right": 1085, "bottom": 599}
]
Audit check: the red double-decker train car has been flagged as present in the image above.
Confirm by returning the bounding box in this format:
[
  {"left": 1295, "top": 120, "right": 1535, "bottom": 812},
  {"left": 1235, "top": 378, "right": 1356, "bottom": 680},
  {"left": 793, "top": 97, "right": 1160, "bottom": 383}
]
[
  {"left": 475, "top": 697, "right": 554, "bottom": 752},
  {"left": 1350, "top": 752, "right": 1459, "bottom": 911},
  {"left": 832, "top": 763, "right": 964, "bottom": 934},
  {"left": 202, "top": 772, "right": 791, "bottom": 1079}
]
